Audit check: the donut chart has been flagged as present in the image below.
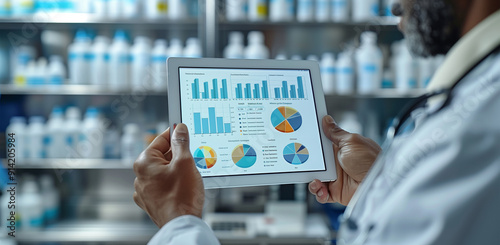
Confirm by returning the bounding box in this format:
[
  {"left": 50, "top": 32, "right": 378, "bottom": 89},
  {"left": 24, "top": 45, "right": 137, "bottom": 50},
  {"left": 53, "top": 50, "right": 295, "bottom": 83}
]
[
  {"left": 193, "top": 146, "right": 217, "bottom": 169},
  {"left": 271, "top": 106, "right": 302, "bottom": 133},
  {"left": 231, "top": 144, "right": 257, "bottom": 168},
  {"left": 283, "top": 143, "right": 309, "bottom": 165}
]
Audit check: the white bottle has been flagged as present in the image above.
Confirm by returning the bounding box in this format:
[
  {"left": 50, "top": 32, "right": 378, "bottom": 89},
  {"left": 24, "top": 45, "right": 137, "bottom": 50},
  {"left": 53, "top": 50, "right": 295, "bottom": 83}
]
[
  {"left": 291, "top": 55, "right": 302, "bottom": 60},
  {"left": 383, "top": 0, "right": 397, "bottom": 18},
  {"left": 25, "top": 61, "right": 37, "bottom": 85},
  {"left": 248, "top": 0, "right": 267, "bottom": 21},
  {"left": 331, "top": 0, "right": 349, "bottom": 22},
  {"left": 93, "top": 0, "right": 110, "bottom": 18},
  {"left": 336, "top": 51, "right": 354, "bottom": 94},
  {"left": 80, "top": 108, "right": 104, "bottom": 159},
  {"left": 27, "top": 116, "right": 46, "bottom": 160},
  {"left": 145, "top": 0, "right": 168, "bottom": 19},
  {"left": 46, "top": 107, "right": 66, "bottom": 159},
  {"left": 339, "top": 112, "right": 362, "bottom": 134},
  {"left": 0, "top": 0, "right": 12, "bottom": 16},
  {"left": 244, "top": 31, "right": 269, "bottom": 59},
  {"left": 275, "top": 53, "right": 287, "bottom": 60},
  {"left": 12, "top": 0, "right": 35, "bottom": 17},
  {"left": 90, "top": 36, "right": 110, "bottom": 86},
  {"left": 224, "top": 32, "right": 245, "bottom": 59},
  {"left": 315, "top": 0, "right": 329, "bottom": 22},
  {"left": 48, "top": 55, "right": 66, "bottom": 85},
  {"left": 123, "top": 0, "right": 140, "bottom": 18},
  {"left": 39, "top": 175, "right": 59, "bottom": 225},
  {"left": 355, "top": 32, "right": 383, "bottom": 94},
  {"left": 65, "top": 107, "right": 82, "bottom": 158},
  {"left": 183, "top": 38, "right": 202, "bottom": 58},
  {"left": 270, "top": 0, "right": 294, "bottom": 22},
  {"left": 151, "top": 39, "right": 168, "bottom": 90},
  {"left": 168, "top": 0, "right": 187, "bottom": 20},
  {"left": 19, "top": 178, "right": 43, "bottom": 231},
  {"left": 418, "top": 57, "right": 434, "bottom": 88},
  {"left": 68, "top": 30, "right": 91, "bottom": 85},
  {"left": 108, "top": 0, "right": 123, "bottom": 18},
  {"left": 121, "top": 123, "right": 144, "bottom": 165},
  {"left": 168, "top": 38, "right": 184, "bottom": 57},
  {"left": 109, "top": 30, "right": 131, "bottom": 91},
  {"left": 352, "top": 0, "right": 379, "bottom": 22},
  {"left": 131, "top": 36, "right": 152, "bottom": 91},
  {"left": 297, "top": 0, "right": 314, "bottom": 22},
  {"left": 36, "top": 57, "right": 48, "bottom": 84},
  {"left": 320, "top": 52, "right": 336, "bottom": 95},
  {"left": 6, "top": 117, "right": 27, "bottom": 161},
  {"left": 395, "top": 41, "right": 418, "bottom": 91},
  {"left": 226, "top": 0, "right": 247, "bottom": 21},
  {"left": 306, "top": 54, "right": 319, "bottom": 61}
]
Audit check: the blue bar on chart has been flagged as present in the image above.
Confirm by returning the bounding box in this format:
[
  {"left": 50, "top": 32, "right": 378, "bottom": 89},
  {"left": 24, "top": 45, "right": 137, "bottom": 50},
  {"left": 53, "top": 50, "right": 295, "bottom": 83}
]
[
  {"left": 245, "top": 84, "right": 252, "bottom": 98},
  {"left": 234, "top": 81, "right": 269, "bottom": 99},
  {"left": 274, "top": 88, "right": 281, "bottom": 98},
  {"left": 273, "top": 77, "right": 305, "bottom": 99},
  {"left": 192, "top": 79, "right": 200, "bottom": 99},
  {"left": 290, "top": 85, "right": 297, "bottom": 98},
  {"left": 211, "top": 79, "right": 219, "bottom": 99},
  {"left": 194, "top": 113, "right": 202, "bottom": 134},
  {"left": 220, "top": 79, "right": 228, "bottom": 99},
  {"left": 203, "top": 82, "right": 209, "bottom": 99},
  {"left": 193, "top": 107, "right": 232, "bottom": 135},
  {"left": 281, "top": 81, "right": 289, "bottom": 98},
  {"left": 191, "top": 78, "right": 229, "bottom": 99},
  {"left": 262, "top": 81, "right": 269, "bottom": 98},
  {"left": 253, "top": 84, "right": 260, "bottom": 99},
  {"left": 235, "top": 84, "right": 243, "bottom": 99},
  {"left": 297, "top": 77, "right": 305, "bottom": 98}
]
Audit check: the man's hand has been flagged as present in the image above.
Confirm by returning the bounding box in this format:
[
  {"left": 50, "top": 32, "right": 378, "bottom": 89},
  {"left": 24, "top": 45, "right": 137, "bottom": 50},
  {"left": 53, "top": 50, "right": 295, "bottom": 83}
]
[
  {"left": 133, "top": 123, "right": 204, "bottom": 228},
  {"left": 309, "top": 116, "right": 381, "bottom": 206}
]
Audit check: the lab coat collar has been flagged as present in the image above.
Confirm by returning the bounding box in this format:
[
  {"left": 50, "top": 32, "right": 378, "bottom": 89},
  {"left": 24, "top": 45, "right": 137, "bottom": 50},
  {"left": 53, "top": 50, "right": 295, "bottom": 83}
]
[{"left": 426, "top": 9, "right": 500, "bottom": 92}]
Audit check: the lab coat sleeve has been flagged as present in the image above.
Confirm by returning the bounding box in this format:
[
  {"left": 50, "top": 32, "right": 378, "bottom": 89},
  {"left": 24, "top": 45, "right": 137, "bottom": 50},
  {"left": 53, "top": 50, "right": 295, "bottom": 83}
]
[{"left": 148, "top": 215, "right": 221, "bottom": 245}]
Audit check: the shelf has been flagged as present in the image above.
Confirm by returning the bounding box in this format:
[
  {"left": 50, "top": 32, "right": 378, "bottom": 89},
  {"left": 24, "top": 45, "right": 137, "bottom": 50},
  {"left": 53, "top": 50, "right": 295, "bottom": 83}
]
[
  {"left": 0, "top": 84, "right": 167, "bottom": 96},
  {"left": 1, "top": 158, "right": 132, "bottom": 169},
  {"left": 0, "top": 13, "right": 198, "bottom": 29},
  {"left": 219, "top": 17, "right": 400, "bottom": 30},
  {"left": 326, "top": 89, "right": 425, "bottom": 99}
]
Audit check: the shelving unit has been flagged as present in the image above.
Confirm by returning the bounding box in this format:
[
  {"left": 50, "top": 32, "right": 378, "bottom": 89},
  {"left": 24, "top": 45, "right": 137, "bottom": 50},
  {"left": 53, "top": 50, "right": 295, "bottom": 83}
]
[{"left": 0, "top": 84, "right": 168, "bottom": 95}]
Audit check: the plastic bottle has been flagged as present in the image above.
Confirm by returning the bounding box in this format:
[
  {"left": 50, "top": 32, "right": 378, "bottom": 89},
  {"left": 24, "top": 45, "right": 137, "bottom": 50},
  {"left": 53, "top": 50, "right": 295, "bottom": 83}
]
[
  {"left": 19, "top": 177, "right": 44, "bottom": 231},
  {"left": 395, "top": 41, "right": 418, "bottom": 91},
  {"left": 93, "top": 0, "right": 109, "bottom": 18},
  {"left": 336, "top": 51, "right": 354, "bottom": 94},
  {"left": 270, "top": 0, "right": 294, "bottom": 22},
  {"left": 28, "top": 116, "right": 46, "bottom": 159},
  {"left": 168, "top": 0, "right": 187, "bottom": 20},
  {"left": 12, "top": 46, "right": 36, "bottom": 86},
  {"left": 12, "top": 0, "right": 34, "bottom": 16},
  {"left": 121, "top": 124, "right": 144, "bottom": 165},
  {"left": 68, "top": 30, "right": 91, "bottom": 85},
  {"left": 123, "top": 0, "right": 140, "bottom": 18},
  {"left": 275, "top": 53, "right": 287, "bottom": 60},
  {"left": 0, "top": 0, "right": 11, "bottom": 16},
  {"left": 108, "top": 0, "right": 123, "bottom": 18},
  {"left": 226, "top": 0, "right": 246, "bottom": 21},
  {"left": 248, "top": 0, "right": 267, "bottom": 21},
  {"left": 331, "top": 0, "right": 349, "bottom": 22},
  {"left": 109, "top": 30, "right": 131, "bottom": 91},
  {"left": 6, "top": 117, "right": 27, "bottom": 161},
  {"left": 48, "top": 55, "right": 66, "bottom": 85},
  {"left": 355, "top": 32, "right": 383, "bottom": 94},
  {"left": 131, "top": 36, "right": 152, "bottom": 91},
  {"left": 320, "top": 52, "right": 336, "bottom": 95},
  {"left": 80, "top": 108, "right": 104, "bottom": 159},
  {"left": 145, "top": 0, "right": 168, "bottom": 19},
  {"left": 47, "top": 107, "right": 66, "bottom": 159},
  {"left": 168, "top": 38, "right": 184, "bottom": 57},
  {"left": 315, "top": 0, "right": 329, "bottom": 22},
  {"left": 352, "top": 0, "right": 379, "bottom": 22},
  {"left": 383, "top": 0, "right": 397, "bottom": 18},
  {"left": 25, "top": 61, "right": 37, "bottom": 85},
  {"left": 244, "top": 31, "right": 269, "bottom": 59},
  {"left": 89, "top": 36, "right": 110, "bottom": 86},
  {"left": 65, "top": 107, "right": 82, "bottom": 158},
  {"left": 291, "top": 55, "right": 302, "bottom": 60},
  {"left": 183, "top": 37, "right": 202, "bottom": 58},
  {"left": 418, "top": 57, "right": 434, "bottom": 88},
  {"left": 224, "top": 32, "right": 245, "bottom": 59},
  {"left": 297, "top": 0, "right": 314, "bottom": 22},
  {"left": 151, "top": 39, "right": 168, "bottom": 90},
  {"left": 339, "top": 112, "right": 362, "bottom": 134},
  {"left": 40, "top": 175, "right": 59, "bottom": 225},
  {"left": 35, "top": 58, "right": 48, "bottom": 85},
  {"left": 306, "top": 54, "right": 319, "bottom": 61}
]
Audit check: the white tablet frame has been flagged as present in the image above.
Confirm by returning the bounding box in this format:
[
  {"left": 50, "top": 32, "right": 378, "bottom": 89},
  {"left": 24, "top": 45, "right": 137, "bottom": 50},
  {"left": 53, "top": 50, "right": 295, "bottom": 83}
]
[{"left": 167, "top": 58, "right": 337, "bottom": 189}]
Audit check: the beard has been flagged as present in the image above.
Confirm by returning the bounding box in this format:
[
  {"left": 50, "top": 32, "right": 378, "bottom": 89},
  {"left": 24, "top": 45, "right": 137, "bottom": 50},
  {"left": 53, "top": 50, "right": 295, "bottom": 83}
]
[{"left": 404, "top": 0, "right": 463, "bottom": 57}]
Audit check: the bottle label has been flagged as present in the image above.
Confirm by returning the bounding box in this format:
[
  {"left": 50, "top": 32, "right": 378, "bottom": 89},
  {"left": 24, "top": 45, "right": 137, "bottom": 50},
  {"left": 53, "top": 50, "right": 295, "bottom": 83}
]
[
  {"left": 321, "top": 67, "right": 337, "bottom": 74},
  {"left": 45, "top": 207, "right": 59, "bottom": 222},
  {"left": 157, "top": 1, "right": 168, "bottom": 13},
  {"left": 86, "top": 53, "right": 96, "bottom": 61},
  {"left": 29, "top": 216, "right": 43, "bottom": 227},
  {"left": 332, "top": 0, "right": 347, "bottom": 8},
  {"left": 50, "top": 76, "right": 64, "bottom": 85},
  {"left": 362, "top": 64, "right": 377, "bottom": 73},
  {"left": 151, "top": 55, "right": 167, "bottom": 63},
  {"left": 68, "top": 52, "right": 79, "bottom": 61},
  {"left": 408, "top": 78, "right": 417, "bottom": 88},
  {"left": 103, "top": 53, "right": 110, "bottom": 61},
  {"left": 257, "top": 4, "right": 267, "bottom": 16},
  {"left": 339, "top": 67, "right": 353, "bottom": 74},
  {"left": 371, "top": 3, "right": 380, "bottom": 16}
]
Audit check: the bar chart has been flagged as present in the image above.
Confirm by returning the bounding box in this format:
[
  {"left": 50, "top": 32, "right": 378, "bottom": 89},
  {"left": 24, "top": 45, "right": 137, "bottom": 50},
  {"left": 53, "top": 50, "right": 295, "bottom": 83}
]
[
  {"left": 191, "top": 78, "right": 229, "bottom": 99},
  {"left": 232, "top": 80, "right": 270, "bottom": 99},
  {"left": 192, "top": 105, "right": 232, "bottom": 135},
  {"left": 270, "top": 76, "right": 306, "bottom": 99}
]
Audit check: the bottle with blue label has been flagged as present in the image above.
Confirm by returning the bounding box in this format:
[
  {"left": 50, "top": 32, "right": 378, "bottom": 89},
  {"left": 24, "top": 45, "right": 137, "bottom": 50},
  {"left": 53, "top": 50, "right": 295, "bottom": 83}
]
[
  {"left": 68, "top": 30, "right": 92, "bottom": 85},
  {"left": 270, "top": 0, "right": 294, "bottom": 22},
  {"left": 131, "top": 36, "right": 152, "bottom": 91},
  {"left": 40, "top": 175, "right": 60, "bottom": 225},
  {"left": 395, "top": 40, "right": 418, "bottom": 91},
  {"left": 48, "top": 56, "right": 65, "bottom": 85},
  {"left": 331, "top": 0, "right": 349, "bottom": 22},
  {"left": 226, "top": 0, "right": 247, "bottom": 21},
  {"left": 248, "top": 0, "right": 267, "bottom": 21},
  {"left": 315, "top": 0, "right": 329, "bottom": 22},
  {"left": 336, "top": 50, "right": 354, "bottom": 94},
  {"left": 80, "top": 108, "right": 105, "bottom": 159},
  {"left": 27, "top": 116, "right": 46, "bottom": 159},
  {"left": 109, "top": 30, "right": 131, "bottom": 91},
  {"left": 356, "top": 32, "right": 383, "bottom": 94},
  {"left": 12, "top": 0, "right": 35, "bottom": 16},
  {"left": 19, "top": 177, "right": 44, "bottom": 231},
  {"left": 65, "top": 107, "right": 82, "bottom": 157},
  {"left": 47, "top": 107, "right": 66, "bottom": 158},
  {"left": 352, "top": 0, "right": 379, "bottom": 22},
  {"left": 151, "top": 39, "right": 168, "bottom": 90},
  {"left": 0, "top": 0, "right": 11, "bottom": 16},
  {"left": 297, "top": 0, "right": 313, "bottom": 22},
  {"left": 321, "top": 52, "right": 336, "bottom": 95},
  {"left": 90, "top": 36, "right": 110, "bottom": 86}
]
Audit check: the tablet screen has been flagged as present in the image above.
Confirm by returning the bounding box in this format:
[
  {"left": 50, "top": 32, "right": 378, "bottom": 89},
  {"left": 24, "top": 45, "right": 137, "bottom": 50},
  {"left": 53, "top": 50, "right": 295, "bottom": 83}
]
[{"left": 179, "top": 67, "right": 327, "bottom": 178}]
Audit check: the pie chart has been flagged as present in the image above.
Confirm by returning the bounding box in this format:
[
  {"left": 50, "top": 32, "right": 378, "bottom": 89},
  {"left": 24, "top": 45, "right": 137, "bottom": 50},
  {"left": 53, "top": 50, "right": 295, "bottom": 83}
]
[
  {"left": 231, "top": 144, "right": 257, "bottom": 168},
  {"left": 271, "top": 106, "right": 302, "bottom": 133},
  {"left": 193, "top": 146, "right": 217, "bottom": 169},
  {"left": 283, "top": 143, "right": 309, "bottom": 165}
]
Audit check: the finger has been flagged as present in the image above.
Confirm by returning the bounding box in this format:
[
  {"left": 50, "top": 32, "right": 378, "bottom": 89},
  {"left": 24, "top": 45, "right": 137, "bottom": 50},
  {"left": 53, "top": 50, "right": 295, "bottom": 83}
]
[
  {"left": 170, "top": 123, "right": 192, "bottom": 162},
  {"left": 315, "top": 186, "right": 331, "bottom": 204},
  {"left": 133, "top": 191, "right": 144, "bottom": 209},
  {"left": 322, "top": 115, "right": 350, "bottom": 146},
  {"left": 308, "top": 179, "right": 324, "bottom": 193},
  {"left": 164, "top": 149, "right": 172, "bottom": 162},
  {"left": 147, "top": 127, "right": 172, "bottom": 154}
]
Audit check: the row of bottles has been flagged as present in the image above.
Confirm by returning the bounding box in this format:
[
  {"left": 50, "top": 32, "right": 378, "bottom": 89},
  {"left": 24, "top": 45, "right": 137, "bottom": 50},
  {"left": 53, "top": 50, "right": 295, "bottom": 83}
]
[
  {"left": 5, "top": 107, "right": 167, "bottom": 163},
  {"left": 224, "top": 31, "right": 270, "bottom": 59},
  {"left": 226, "top": 0, "right": 398, "bottom": 22},
  {"left": 0, "top": 0, "right": 198, "bottom": 20}
]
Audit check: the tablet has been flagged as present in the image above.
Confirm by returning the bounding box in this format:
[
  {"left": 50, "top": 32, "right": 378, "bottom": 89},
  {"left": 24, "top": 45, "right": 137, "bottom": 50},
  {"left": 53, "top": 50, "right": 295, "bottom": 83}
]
[{"left": 167, "top": 58, "right": 336, "bottom": 189}]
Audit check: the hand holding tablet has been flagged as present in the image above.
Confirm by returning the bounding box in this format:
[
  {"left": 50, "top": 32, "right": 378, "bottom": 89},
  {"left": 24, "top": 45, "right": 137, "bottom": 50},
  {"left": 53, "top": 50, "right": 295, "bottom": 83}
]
[{"left": 167, "top": 58, "right": 337, "bottom": 188}]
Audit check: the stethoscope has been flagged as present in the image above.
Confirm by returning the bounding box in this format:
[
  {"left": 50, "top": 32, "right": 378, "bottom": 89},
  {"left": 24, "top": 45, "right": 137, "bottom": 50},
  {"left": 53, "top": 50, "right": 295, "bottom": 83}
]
[{"left": 338, "top": 44, "right": 500, "bottom": 245}]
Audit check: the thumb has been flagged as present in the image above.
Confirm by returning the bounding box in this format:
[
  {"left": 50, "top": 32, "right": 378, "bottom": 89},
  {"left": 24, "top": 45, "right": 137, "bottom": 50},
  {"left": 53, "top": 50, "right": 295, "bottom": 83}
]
[
  {"left": 170, "top": 123, "right": 192, "bottom": 161},
  {"left": 322, "top": 115, "right": 350, "bottom": 146}
]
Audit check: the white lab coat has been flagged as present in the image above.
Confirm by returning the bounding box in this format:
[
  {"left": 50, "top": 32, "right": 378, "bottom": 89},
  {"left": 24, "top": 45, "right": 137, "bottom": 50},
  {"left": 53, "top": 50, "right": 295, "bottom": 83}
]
[{"left": 148, "top": 10, "right": 500, "bottom": 245}]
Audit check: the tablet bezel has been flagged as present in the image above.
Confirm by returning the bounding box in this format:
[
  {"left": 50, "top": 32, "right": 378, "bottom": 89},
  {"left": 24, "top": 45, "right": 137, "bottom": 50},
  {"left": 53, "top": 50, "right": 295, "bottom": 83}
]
[{"left": 167, "top": 57, "right": 337, "bottom": 189}]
